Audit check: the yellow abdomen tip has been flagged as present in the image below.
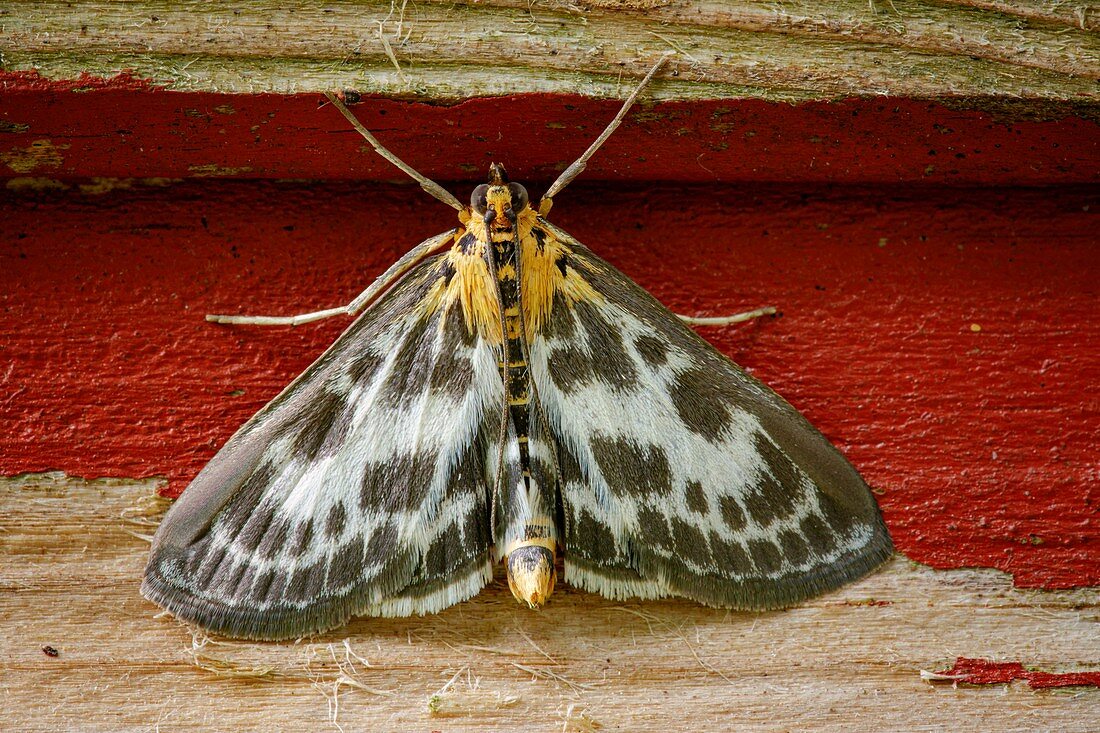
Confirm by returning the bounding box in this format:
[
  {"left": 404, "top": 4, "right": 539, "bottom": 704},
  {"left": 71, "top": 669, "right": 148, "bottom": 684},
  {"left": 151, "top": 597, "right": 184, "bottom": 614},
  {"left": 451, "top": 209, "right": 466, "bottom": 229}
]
[{"left": 506, "top": 544, "right": 557, "bottom": 608}]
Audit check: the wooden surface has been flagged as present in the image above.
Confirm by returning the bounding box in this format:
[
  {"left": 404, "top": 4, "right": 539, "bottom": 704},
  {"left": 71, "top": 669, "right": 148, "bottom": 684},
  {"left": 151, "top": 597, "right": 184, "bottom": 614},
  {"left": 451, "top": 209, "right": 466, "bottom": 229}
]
[
  {"left": 2, "top": 0, "right": 1098, "bottom": 102},
  {"left": 2, "top": 5, "right": 1097, "bottom": 726},
  {"left": 1, "top": 473, "right": 1097, "bottom": 732}
]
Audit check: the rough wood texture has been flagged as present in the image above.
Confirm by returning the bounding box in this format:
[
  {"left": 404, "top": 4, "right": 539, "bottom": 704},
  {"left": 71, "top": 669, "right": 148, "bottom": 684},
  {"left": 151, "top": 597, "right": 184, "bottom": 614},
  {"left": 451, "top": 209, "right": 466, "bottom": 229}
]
[
  {"left": 1, "top": 473, "right": 1097, "bottom": 732},
  {"left": 1, "top": 0, "right": 1097, "bottom": 101}
]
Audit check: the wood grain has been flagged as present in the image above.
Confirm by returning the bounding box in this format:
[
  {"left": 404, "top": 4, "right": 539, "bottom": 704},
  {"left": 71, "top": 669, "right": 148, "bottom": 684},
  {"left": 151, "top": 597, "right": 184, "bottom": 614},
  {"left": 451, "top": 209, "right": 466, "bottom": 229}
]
[
  {"left": 1, "top": 0, "right": 1097, "bottom": 101},
  {"left": 1, "top": 473, "right": 1097, "bottom": 732}
]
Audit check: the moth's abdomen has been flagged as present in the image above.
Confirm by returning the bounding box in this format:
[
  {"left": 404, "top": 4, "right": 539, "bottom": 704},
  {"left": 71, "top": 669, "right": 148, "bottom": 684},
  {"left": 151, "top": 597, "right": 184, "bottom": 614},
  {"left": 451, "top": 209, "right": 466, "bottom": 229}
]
[{"left": 493, "top": 234, "right": 561, "bottom": 607}]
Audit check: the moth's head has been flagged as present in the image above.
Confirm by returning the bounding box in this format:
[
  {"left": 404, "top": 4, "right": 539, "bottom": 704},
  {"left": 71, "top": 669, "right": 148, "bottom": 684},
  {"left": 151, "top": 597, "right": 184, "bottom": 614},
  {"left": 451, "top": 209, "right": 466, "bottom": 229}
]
[{"left": 470, "top": 163, "right": 529, "bottom": 232}]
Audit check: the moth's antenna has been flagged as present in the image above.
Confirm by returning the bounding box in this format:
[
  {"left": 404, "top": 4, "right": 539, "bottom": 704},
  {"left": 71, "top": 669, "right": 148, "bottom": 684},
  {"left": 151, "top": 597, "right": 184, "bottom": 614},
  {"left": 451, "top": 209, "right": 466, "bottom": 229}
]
[
  {"left": 324, "top": 91, "right": 464, "bottom": 212},
  {"left": 540, "top": 52, "right": 674, "bottom": 214}
]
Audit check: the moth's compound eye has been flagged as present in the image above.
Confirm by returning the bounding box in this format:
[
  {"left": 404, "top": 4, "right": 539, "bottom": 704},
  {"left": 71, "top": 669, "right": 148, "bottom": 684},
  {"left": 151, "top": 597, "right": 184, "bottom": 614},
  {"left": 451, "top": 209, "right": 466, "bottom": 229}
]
[
  {"left": 471, "top": 184, "right": 490, "bottom": 214},
  {"left": 508, "top": 183, "right": 529, "bottom": 212}
]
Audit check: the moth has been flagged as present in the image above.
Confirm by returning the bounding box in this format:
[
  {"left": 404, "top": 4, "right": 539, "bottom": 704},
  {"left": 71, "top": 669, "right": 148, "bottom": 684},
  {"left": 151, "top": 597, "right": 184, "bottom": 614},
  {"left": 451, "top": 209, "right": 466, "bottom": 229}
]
[{"left": 143, "top": 56, "right": 892, "bottom": 640}]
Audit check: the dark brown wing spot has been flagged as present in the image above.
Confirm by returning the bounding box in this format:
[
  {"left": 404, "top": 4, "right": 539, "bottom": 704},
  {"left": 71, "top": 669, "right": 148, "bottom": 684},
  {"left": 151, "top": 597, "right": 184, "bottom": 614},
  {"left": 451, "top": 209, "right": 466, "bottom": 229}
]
[
  {"left": 250, "top": 569, "right": 277, "bottom": 603},
  {"left": 235, "top": 499, "right": 276, "bottom": 554},
  {"left": 366, "top": 521, "right": 399, "bottom": 560},
  {"left": 285, "top": 559, "right": 325, "bottom": 603},
  {"left": 463, "top": 502, "right": 489, "bottom": 547},
  {"left": 778, "top": 529, "right": 812, "bottom": 567},
  {"left": 719, "top": 495, "right": 747, "bottom": 531},
  {"left": 430, "top": 306, "right": 475, "bottom": 396},
  {"left": 819, "top": 490, "right": 861, "bottom": 536},
  {"left": 742, "top": 433, "right": 803, "bottom": 526},
  {"left": 266, "top": 569, "right": 288, "bottom": 603},
  {"left": 288, "top": 519, "right": 314, "bottom": 557},
  {"left": 669, "top": 367, "right": 734, "bottom": 441},
  {"left": 423, "top": 522, "right": 462, "bottom": 577},
  {"left": 346, "top": 350, "right": 385, "bottom": 386},
  {"left": 634, "top": 335, "right": 670, "bottom": 368},
  {"left": 548, "top": 345, "right": 594, "bottom": 393},
  {"left": 590, "top": 435, "right": 673, "bottom": 498},
  {"left": 546, "top": 292, "right": 577, "bottom": 341},
  {"left": 684, "top": 480, "right": 708, "bottom": 515},
  {"left": 381, "top": 314, "right": 436, "bottom": 407},
  {"left": 220, "top": 462, "right": 276, "bottom": 538},
  {"left": 325, "top": 501, "right": 348, "bottom": 538},
  {"left": 257, "top": 517, "right": 291, "bottom": 560},
  {"left": 748, "top": 539, "right": 783, "bottom": 575},
  {"left": 671, "top": 517, "right": 711, "bottom": 567},
  {"left": 799, "top": 514, "right": 837, "bottom": 554},
  {"left": 558, "top": 441, "right": 584, "bottom": 484},
  {"left": 709, "top": 533, "right": 754, "bottom": 576},
  {"left": 637, "top": 506, "right": 673, "bottom": 549},
  {"left": 210, "top": 558, "right": 246, "bottom": 596},
  {"left": 283, "top": 389, "right": 353, "bottom": 461},
  {"left": 575, "top": 302, "right": 638, "bottom": 391},
  {"left": 575, "top": 509, "right": 617, "bottom": 563},
  {"left": 360, "top": 452, "right": 438, "bottom": 512},
  {"left": 327, "top": 535, "right": 364, "bottom": 592}
]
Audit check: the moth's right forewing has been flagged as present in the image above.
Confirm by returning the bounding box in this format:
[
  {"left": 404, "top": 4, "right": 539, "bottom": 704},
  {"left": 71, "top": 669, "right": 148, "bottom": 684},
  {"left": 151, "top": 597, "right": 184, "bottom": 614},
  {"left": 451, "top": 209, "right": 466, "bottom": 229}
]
[
  {"left": 529, "top": 226, "right": 893, "bottom": 610},
  {"left": 143, "top": 240, "right": 504, "bottom": 640}
]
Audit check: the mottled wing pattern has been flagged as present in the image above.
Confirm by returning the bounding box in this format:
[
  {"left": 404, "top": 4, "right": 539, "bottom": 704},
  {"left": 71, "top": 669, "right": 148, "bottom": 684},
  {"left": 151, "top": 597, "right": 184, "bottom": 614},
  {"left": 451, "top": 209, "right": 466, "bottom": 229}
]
[
  {"left": 528, "top": 223, "right": 893, "bottom": 609},
  {"left": 143, "top": 241, "right": 503, "bottom": 640}
]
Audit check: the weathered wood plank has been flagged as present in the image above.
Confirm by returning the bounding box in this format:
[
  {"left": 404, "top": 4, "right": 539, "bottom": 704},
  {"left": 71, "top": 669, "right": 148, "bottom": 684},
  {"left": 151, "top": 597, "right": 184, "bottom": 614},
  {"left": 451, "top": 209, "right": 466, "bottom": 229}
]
[
  {"left": 1, "top": 474, "right": 1097, "bottom": 731},
  {"left": 1, "top": 0, "right": 1097, "bottom": 100}
]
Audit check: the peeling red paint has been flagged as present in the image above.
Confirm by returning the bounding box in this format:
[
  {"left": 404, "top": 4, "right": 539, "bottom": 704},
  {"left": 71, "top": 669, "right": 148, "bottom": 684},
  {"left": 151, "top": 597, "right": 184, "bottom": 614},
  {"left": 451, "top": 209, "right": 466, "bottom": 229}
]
[
  {"left": 0, "top": 69, "right": 159, "bottom": 93},
  {"left": 1, "top": 83, "right": 1097, "bottom": 591},
  {"left": 934, "top": 657, "right": 1100, "bottom": 689}
]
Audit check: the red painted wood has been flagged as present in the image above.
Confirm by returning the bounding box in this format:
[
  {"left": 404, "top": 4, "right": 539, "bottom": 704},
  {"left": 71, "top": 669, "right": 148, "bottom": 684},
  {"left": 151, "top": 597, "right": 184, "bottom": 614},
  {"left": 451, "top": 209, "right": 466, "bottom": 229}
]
[
  {"left": 1, "top": 79, "right": 1097, "bottom": 590},
  {"left": 2, "top": 71, "right": 1097, "bottom": 185},
  {"left": 935, "top": 658, "right": 1100, "bottom": 689},
  {"left": 2, "top": 181, "right": 1096, "bottom": 590}
]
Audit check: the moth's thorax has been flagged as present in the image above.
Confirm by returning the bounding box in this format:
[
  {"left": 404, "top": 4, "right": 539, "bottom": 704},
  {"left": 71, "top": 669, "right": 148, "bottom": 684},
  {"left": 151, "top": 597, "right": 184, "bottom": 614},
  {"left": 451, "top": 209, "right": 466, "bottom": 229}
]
[{"left": 444, "top": 209, "right": 602, "bottom": 346}]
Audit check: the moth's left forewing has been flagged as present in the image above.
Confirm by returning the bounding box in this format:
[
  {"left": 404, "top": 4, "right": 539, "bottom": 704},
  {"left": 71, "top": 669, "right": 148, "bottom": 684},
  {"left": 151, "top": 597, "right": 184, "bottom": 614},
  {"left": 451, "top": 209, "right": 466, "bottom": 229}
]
[
  {"left": 143, "top": 244, "right": 503, "bottom": 639},
  {"left": 526, "top": 221, "right": 893, "bottom": 610}
]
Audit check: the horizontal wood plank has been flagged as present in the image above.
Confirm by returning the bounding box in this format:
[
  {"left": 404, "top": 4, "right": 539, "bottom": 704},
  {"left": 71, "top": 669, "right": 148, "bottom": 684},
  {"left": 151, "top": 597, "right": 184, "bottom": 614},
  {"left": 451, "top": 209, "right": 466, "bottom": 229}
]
[
  {"left": 1, "top": 474, "right": 1097, "bottom": 731},
  {"left": 1, "top": 0, "right": 1097, "bottom": 101}
]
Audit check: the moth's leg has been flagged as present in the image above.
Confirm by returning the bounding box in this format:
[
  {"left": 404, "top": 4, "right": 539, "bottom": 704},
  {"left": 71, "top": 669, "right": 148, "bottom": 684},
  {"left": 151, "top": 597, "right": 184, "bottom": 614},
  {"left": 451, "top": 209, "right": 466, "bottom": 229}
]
[
  {"left": 206, "top": 306, "right": 349, "bottom": 327},
  {"left": 206, "top": 229, "right": 457, "bottom": 326},
  {"left": 677, "top": 306, "right": 777, "bottom": 327},
  {"left": 538, "top": 52, "right": 674, "bottom": 216}
]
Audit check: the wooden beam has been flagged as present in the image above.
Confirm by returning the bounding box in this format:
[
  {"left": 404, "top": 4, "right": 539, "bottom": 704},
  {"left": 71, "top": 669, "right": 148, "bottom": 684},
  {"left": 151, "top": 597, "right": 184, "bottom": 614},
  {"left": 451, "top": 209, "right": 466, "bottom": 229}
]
[
  {"left": 2, "top": 473, "right": 1096, "bottom": 730},
  {"left": 1, "top": 0, "right": 1097, "bottom": 101}
]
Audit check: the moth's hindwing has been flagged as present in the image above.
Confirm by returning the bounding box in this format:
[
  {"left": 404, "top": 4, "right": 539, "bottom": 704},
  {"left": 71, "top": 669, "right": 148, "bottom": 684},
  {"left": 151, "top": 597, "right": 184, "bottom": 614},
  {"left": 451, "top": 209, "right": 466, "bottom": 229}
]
[
  {"left": 527, "top": 223, "right": 893, "bottom": 609},
  {"left": 142, "top": 239, "right": 503, "bottom": 640}
]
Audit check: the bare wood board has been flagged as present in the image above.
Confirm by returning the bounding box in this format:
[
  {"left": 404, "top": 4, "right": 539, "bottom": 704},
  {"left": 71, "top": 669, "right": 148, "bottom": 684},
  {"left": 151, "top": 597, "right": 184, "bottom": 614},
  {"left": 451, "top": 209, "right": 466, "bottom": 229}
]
[{"left": 1, "top": 473, "right": 1097, "bottom": 732}]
